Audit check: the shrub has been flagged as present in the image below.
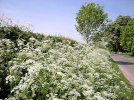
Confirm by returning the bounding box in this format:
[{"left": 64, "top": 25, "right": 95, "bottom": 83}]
[{"left": 4, "top": 37, "right": 134, "bottom": 100}]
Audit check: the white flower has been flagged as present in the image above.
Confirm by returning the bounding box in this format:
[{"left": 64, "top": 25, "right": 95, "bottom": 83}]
[
  {"left": 4, "top": 37, "right": 132, "bottom": 99},
  {"left": 57, "top": 72, "right": 66, "bottom": 77},
  {"left": 68, "top": 89, "right": 80, "bottom": 97},
  {"left": 25, "top": 59, "right": 35, "bottom": 64}
]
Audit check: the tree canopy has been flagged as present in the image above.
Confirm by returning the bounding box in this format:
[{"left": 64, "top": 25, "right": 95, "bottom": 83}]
[
  {"left": 120, "top": 18, "right": 134, "bottom": 55},
  {"left": 75, "top": 2, "right": 107, "bottom": 43},
  {"left": 92, "top": 15, "right": 134, "bottom": 55}
]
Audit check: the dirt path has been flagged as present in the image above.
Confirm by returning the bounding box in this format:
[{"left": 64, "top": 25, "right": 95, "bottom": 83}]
[{"left": 111, "top": 54, "right": 134, "bottom": 87}]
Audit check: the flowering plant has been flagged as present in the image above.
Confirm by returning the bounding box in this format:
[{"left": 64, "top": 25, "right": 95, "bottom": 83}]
[
  {"left": 0, "top": 17, "right": 133, "bottom": 99},
  {"left": 2, "top": 36, "right": 133, "bottom": 100}
]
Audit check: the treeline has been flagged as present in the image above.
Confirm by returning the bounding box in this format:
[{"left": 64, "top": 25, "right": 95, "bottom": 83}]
[
  {"left": 75, "top": 2, "right": 134, "bottom": 56},
  {"left": 93, "top": 16, "right": 134, "bottom": 55},
  {"left": 1, "top": 18, "right": 134, "bottom": 100}
]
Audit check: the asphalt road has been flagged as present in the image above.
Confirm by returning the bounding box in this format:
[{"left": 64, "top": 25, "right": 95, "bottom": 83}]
[{"left": 111, "top": 54, "right": 134, "bottom": 87}]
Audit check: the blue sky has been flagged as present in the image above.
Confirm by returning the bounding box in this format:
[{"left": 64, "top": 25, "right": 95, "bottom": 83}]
[{"left": 0, "top": 0, "right": 134, "bottom": 43}]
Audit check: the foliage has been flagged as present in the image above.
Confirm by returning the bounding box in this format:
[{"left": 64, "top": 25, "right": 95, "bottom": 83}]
[
  {"left": 93, "top": 15, "right": 134, "bottom": 54},
  {"left": 75, "top": 2, "right": 107, "bottom": 43},
  {"left": 0, "top": 39, "right": 15, "bottom": 98},
  {"left": 47, "top": 35, "right": 77, "bottom": 46},
  {"left": 91, "top": 32, "right": 106, "bottom": 49},
  {"left": 105, "top": 16, "right": 131, "bottom": 52},
  {"left": 116, "top": 16, "right": 131, "bottom": 26},
  {"left": 1, "top": 16, "right": 134, "bottom": 100},
  {"left": 120, "top": 18, "right": 134, "bottom": 55},
  {"left": 2, "top": 37, "right": 133, "bottom": 100},
  {"left": 0, "top": 17, "right": 45, "bottom": 99}
]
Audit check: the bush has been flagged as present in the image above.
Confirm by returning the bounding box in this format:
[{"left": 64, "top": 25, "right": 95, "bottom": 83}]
[
  {"left": 4, "top": 37, "right": 134, "bottom": 100},
  {"left": 0, "top": 17, "right": 134, "bottom": 99},
  {"left": 0, "top": 19, "right": 45, "bottom": 98}
]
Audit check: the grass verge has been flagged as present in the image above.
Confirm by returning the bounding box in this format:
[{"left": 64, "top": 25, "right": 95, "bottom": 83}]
[
  {"left": 111, "top": 58, "right": 134, "bottom": 91},
  {"left": 119, "top": 54, "right": 134, "bottom": 60}
]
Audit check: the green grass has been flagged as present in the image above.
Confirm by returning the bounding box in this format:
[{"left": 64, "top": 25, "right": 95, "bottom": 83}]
[
  {"left": 119, "top": 54, "right": 134, "bottom": 59},
  {"left": 110, "top": 59, "right": 134, "bottom": 99},
  {"left": 111, "top": 58, "right": 134, "bottom": 89},
  {"left": 112, "top": 60, "right": 130, "bottom": 86},
  {"left": 112, "top": 52, "right": 134, "bottom": 59}
]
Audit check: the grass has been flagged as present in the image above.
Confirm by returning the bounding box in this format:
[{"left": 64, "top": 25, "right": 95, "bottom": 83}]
[
  {"left": 111, "top": 58, "right": 134, "bottom": 89},
  {"left": 112, "top": 52, "right": 134, "bottom": 59},
  {"left": 119, "top": 54, "right": 134, "bottom": 59},
  {"left": 110, "top": 59, "right": 134, "bottom": 99},
  {"left": 111, "top": 60, "right": 132, "bottom": 87}
]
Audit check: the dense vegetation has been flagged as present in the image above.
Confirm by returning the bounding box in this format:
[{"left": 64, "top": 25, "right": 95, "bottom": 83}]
[
  {"left": 92, "top": 16, "right": 134, "bottom": 55},
  {"left": 76, "top": 2, "right": 134, "bottom": 56},
  {"left": 76, "top": 2, "right": 108, "bottom": 44},
  {"left": 0, "top": 1, "right": 134, "bottom": 99},
  {"left": 0, "top": 17, "right": 134, "bottom": 99}
]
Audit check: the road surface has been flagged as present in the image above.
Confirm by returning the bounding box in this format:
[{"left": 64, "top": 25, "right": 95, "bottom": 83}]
[{"left": 111, "top": 54, "right": 134, "bottom": 87}]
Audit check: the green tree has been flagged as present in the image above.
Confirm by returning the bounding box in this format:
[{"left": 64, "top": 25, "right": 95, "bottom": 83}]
[
  {"left": 105, "top": 22, "right": 121, "bottom": 52},
  {"left": 116, "top": 16, "right": 131, "bottom": 26},
  {"left": 120, "top": 18, "right": 134, "bottom": 55},
  {"left": 75, "top": 2, "right": 107, "bottom": 44},
  {"left": 105, "top": 16, "right": 131, "bottom": 52}
]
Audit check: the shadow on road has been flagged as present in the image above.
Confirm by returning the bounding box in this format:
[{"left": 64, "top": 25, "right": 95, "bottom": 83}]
[{"left": 116, "top": 61, "right": 134, "bottom": 65}]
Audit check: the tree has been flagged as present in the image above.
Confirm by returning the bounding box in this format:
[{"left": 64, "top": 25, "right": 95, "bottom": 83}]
[
  {"left": 120, "top": 18, "right": 134, "bottom": 55},
  {"left": 116, "top": 16, "right": 131, "bottom": 26},
  {"left": 105, "top": 22, "right": 121, "bottom": 52},
  {"left": 75, "top": 2, "right": 107, "bottom": 44},
  {"left": 105, "top": 16, "right": 131, "bottom": 52}
]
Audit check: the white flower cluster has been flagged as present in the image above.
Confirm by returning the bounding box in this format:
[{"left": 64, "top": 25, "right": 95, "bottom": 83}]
[
  {"left": 0, "top": 39, "right": 15, "bottom": 67},
  {"left": 2, "top": 37, "right": 133, "bottom": 99}
]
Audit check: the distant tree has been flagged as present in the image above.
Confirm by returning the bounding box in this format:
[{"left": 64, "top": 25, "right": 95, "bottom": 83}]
[
  {"left": 105, "top": 22, "right": 121, "bottom": 52},
  {"left": 75, "top": 2, "right": 107, "bottom": 44},
  {"left": 116, "top": 16, "right": 131, "bottom": 26},
  {"left": 105, "top": 16, "right": 131, "bottom": 52},
  {"left": 120, "top": 18, "right": 134, "bottom": 55}
]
